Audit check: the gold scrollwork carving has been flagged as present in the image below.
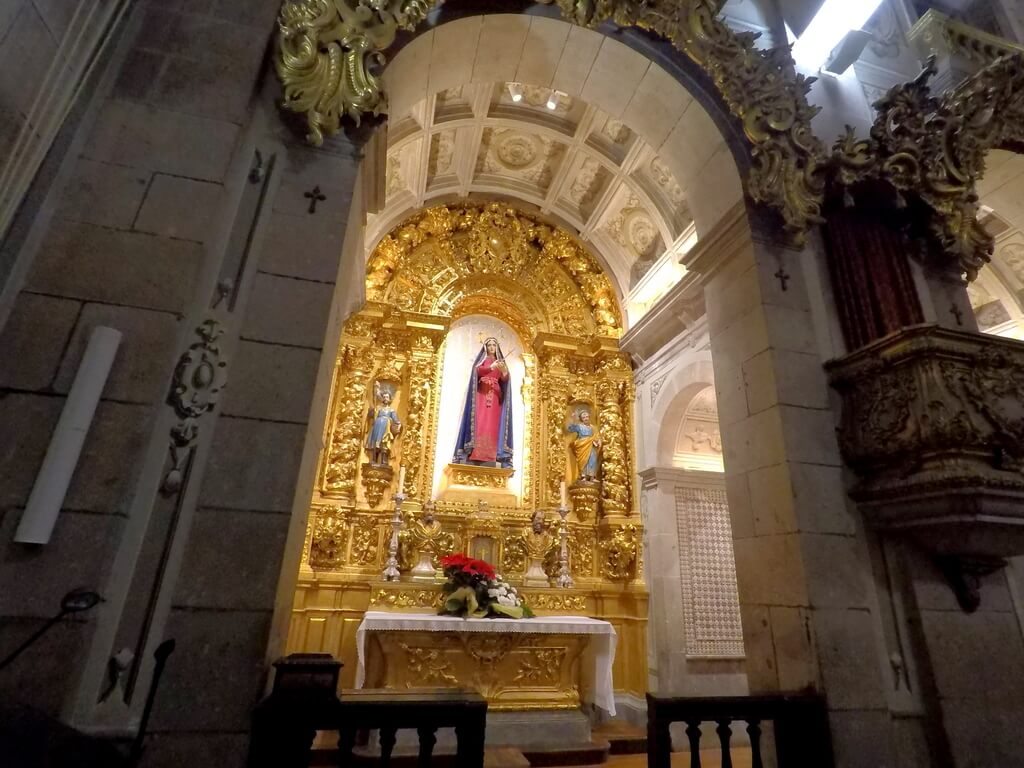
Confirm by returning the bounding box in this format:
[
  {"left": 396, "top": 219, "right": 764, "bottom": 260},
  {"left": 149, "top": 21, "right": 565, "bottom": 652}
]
[
  {"left": 514, "top": 648, "right": 565, "bottom": 684},
  {"left": 310, "top": 506, "right": 350, "bottom": 568},
  {"left": 401, "top": 644, "right": 458, "bottom": 685},
  {"left": 324, "top": 345, "right": 374, "bottom": 497},
  {"left": 401, "top": 356, "right": 433, "bottom": 498},
  {"left": 501, "top": 533, "right": 528, "bottom": 575},
  {"left": 570, "top": 527, "right": 596, "bottom": 578},
  {"left": 366, "top": 204, "right": 622, "bottom": 337},
  {"left": 275, "top": 0, "right": 432, "bottom": 144},
  {"left": 350, "top": 516, "right": 382, "bottom": 565},
  {"left": 370, "top": 588, "right": 444, "bottom": 608},
  {"left": 543, "top": 374, "right": 571, "bottom": 505},
  {"left": 597, "top": 379, "right": 630, "bottom": 517},
  {"left": 529, "top": 593, "right": 587, "bottom": 612},
  {"left": 461, "top": 634, "right": 523, "bottom": 665},
  {"left": 830, "top": 55, "right": 1024, "bottom": 280},
  {"left": 600, "top": 524, "right": 640, "bottom": 582},
  {"left": 447, "top": 464, "right": 515, "bottom": 489},
  {"left": 360, "top": 462, "right": 393, "bottom": 508}
]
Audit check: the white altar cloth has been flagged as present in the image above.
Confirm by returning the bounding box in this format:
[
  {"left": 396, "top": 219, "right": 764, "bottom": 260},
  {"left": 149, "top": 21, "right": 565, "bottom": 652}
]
[{"left": 355, "top": 612, "right": 618, "bottom": 716}]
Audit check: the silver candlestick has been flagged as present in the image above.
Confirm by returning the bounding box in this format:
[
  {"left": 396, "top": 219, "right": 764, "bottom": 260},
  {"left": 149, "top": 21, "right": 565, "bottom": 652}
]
[
  {"left": 555, "top": 503, "right": 574, "bottom": 589},
  {"left": 381, "top": 491, "right": 405, "bottom": 582}
]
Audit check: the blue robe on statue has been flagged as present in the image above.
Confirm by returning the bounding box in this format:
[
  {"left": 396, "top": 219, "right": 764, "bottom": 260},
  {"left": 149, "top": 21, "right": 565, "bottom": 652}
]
[
  {"left": 568, "top": 422, "right": 599, "bottom": 478},
  {"left": 453, "top": 341, "right": 514, "bottom": 468},
  {"left": 367, "top": 406, "right": 399, "bottom": 451}
]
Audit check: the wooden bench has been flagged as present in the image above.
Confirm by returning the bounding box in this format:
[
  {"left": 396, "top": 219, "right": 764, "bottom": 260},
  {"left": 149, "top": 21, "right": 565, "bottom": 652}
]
[
  {"left": 249, "top": 654, "right": 487, "bottom": 768},
  {"left": 338, "top": 688, "right": 487, "bottom": 768}
]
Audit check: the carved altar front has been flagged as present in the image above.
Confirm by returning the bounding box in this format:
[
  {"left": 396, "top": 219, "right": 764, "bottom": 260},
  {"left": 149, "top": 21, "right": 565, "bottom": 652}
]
[
  {"left": 287, "top": 204, "right": 647, "bottom": 705},
  {"left": 356, "top": 612, "right": 618, "bottom": 713}
]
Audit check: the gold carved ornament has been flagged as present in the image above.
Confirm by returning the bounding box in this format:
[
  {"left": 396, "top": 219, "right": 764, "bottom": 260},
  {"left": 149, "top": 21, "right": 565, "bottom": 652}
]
[
  {"left": 274, "top": 1, "right": 828, "bottom": 239},
  {"left": 366, "top": 204, "right": 623, "bottom": 338},
  {"left": 830, "top": 54, "right": 1024, "bottom": 280},
  {"left": 398, "top": 511, "right": 455, "bottom": 571},
  {"left": 597, "top": 378, "right": 630, "bottom": 517},
  {"left": 360, "top": 463, "right": 393, "bottom": 508},
  {"left": 324, "top": 343, "right": 375, "bottom": 497},
  {"left": 600, "top": 524, "right": 640, "bottom": 582},
  {"left": 401, "top": 644, "right": 458, "bottom": 685},
  {"left": 276, "top": 0, "right": 432, "bottom": 144},
  {"left": 310, "top": 506, "right": 350, "bottom": 568},
  {"left": 400, "top": 351, "right": 434, "bottom": 498},
  {"left": 529, "top": 593, "right": 587, "bottom": 612},
  {"left": 542, "top": 370, "right": 572, "bottom": 506},
  {"left": 371, "top": 587, "right": 444, "bottom": 608},
  {"left": 350, "top": 515, "right": 382, "bottom": 565},
  {"left": 501, "top": 534, "right": 528, "bottom": 575}
]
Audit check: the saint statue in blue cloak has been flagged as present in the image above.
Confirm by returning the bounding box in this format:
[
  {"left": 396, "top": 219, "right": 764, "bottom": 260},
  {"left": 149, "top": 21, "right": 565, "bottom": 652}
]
[
  {"left": 366, "top": 385, "right": 401, "bottom": 466},
  {"left": 453, "top": 337, "right": 514, "bottom": 468},
  {"left": 568, "top": 408, "right": 601, "bottom": 483}
]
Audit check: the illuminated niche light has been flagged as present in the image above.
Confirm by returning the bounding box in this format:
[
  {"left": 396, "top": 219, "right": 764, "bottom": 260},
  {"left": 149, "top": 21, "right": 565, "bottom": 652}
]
[
  {"left": 508, "top": 82, "right": 523, "bottom": 103},
  {"left": 791, "top": 0, "right": 884, "bottom": 71}
]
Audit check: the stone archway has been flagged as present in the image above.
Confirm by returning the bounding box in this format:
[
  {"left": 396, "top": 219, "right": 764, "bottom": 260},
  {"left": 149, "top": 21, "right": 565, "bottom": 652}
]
[
  {"left": 0, "top": 2, "right": 896, "bottom": 764},
  {"left": 267, "top": 11, "right": 893, "bottom": 754},
  {"left": 275, "top": 0, "right": 829, "bottom": 241}
]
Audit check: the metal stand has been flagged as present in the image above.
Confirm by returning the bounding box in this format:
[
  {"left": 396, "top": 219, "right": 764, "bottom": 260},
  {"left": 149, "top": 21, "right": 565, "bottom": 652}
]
[
  {"left": 556, "top": 504, "right": 574, "bottom": 589},
  {"left": 381, "top": 492, "right": 405, "bottom": 582}
]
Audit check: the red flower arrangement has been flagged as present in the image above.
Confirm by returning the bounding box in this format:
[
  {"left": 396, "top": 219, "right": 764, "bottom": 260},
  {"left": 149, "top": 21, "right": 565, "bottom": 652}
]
[
  {"left": 441, "top": 553, "right": 496, "bottom": 582},
  {"left": 438, "top": 552, "right": 532, "bottom": 619}
]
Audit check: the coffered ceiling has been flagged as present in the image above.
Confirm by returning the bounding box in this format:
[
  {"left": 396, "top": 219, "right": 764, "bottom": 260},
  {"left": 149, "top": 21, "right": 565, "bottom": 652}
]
[
  {"left": 365, "top": 80, "right": 697, "bottom": 301},
  {"left": 969, "top": 150, "right": 1024, "bottom": 339}
]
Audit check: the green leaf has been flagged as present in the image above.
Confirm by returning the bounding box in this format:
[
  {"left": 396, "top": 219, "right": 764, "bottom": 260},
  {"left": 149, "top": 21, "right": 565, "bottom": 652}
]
[{"left": 489, "top": 603, "right": 524, "bottom": 619}]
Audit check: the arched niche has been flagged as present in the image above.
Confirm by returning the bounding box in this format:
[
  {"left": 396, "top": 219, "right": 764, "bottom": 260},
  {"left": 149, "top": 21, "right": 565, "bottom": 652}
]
[{"left": 650, "top": 358, "right": 717, "bottom": 469}]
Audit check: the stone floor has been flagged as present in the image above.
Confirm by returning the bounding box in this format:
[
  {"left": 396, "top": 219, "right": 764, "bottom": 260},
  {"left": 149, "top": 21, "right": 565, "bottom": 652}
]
[{"left": 600, "top": 751, "right": 753, "bottom": 768}]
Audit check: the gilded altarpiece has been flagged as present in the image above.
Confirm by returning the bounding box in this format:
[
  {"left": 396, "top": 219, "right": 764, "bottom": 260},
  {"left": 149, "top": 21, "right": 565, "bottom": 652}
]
[{"left": 287, "top": 204, "right": 647, "bottom": 707}]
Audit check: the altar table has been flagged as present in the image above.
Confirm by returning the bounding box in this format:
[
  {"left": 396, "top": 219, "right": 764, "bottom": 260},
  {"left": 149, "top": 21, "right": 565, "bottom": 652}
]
[{"left": 355, "top": 612, "right": 618, "bottom": 716}]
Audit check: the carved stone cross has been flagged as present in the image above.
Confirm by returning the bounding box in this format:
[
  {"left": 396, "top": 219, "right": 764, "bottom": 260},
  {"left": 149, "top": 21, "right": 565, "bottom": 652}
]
[
  {"left": 774, "top": 266, "right": 790, "bottom": 292},
  {"left": 304, "top": 185, "right": 326, "bottom": 214}
]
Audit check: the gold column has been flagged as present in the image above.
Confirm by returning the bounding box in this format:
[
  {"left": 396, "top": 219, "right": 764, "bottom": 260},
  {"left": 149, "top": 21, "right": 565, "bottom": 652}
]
[
  {"left": 597, "top": 377, "right": 630, "bottom": 518},
  {"left": 540, "top": 350, "right": 571, "bottom": 508},
  {"left": 323, "top": 343, "right": 375, "bottom": 500},
  {"left": 400, "top": 334, "right": 437, "bottom": 499}
]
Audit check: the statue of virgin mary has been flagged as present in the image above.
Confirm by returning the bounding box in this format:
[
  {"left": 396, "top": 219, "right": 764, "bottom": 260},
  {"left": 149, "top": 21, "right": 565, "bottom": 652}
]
[{"left": 453, "top": 337, "right": 514, "bottom": 468}]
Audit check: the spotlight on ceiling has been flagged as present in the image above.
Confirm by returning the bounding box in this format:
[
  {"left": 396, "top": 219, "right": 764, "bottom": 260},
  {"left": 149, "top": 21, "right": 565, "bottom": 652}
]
[
  {"left": 791, "top": 0, "right": 884, "bottom": 72},
  {"left": 546, "top": 91, "right": 559, "bottom": 110},
  {"left": 508, "top": 82, "right": 523, "bottom": 103}
]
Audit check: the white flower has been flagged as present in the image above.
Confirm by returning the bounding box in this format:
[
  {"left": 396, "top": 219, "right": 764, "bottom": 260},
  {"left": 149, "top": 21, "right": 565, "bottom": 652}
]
[
  {"left": 488, "top": 588, "right": 500, "bottom": 597},
  {"left": 495, "top": 574, "right": 503, "bottom": 581}
]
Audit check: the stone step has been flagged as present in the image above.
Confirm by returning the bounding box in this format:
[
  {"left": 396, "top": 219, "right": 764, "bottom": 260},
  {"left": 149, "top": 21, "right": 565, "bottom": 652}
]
[
  {"left": 520, "top": 739, "right": 611, "bottom": 767},
  {"left": 592, "top": 722, "right": 647, "bottom": 755},
  {"left": 311, "top": 745, "right": 530, "bottom": 768}
]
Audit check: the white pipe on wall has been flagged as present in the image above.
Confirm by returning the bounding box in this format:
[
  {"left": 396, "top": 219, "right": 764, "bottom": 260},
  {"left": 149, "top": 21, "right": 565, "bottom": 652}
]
[{"left": 14, "top": 325, "right": 122, "bottom": 545}]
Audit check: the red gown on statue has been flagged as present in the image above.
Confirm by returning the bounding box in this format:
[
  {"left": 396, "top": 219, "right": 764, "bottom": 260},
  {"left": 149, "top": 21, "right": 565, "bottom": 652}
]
[{"left": 468, "top": 357, "right": 508, "bottom": 463}]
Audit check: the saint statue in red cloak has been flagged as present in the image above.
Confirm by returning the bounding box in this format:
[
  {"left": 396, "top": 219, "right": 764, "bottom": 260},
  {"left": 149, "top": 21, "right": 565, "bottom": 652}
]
[{"left": 453, "top": 337, "right": 514, "bottom": 468}]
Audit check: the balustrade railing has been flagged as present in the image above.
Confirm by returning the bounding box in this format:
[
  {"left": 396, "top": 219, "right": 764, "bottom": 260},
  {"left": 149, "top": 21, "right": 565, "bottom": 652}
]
[{"left": 646, "top": 692, "right": 833, "bottom": 768}]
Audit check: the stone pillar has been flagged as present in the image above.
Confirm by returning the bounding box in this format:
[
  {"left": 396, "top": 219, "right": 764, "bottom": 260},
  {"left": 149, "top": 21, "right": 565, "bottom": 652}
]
[
  {"left": 685, "top": 204, "right": 897, "bottom": 767},
  {"left": 886, "top": 542, "right": 1024, "bottom": 767},
  {"left": 0, "top": 1, "right": 373, "bottom": 763}
]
